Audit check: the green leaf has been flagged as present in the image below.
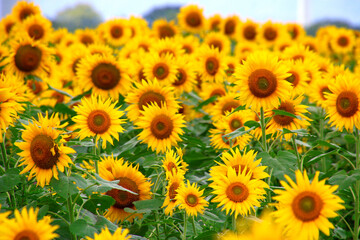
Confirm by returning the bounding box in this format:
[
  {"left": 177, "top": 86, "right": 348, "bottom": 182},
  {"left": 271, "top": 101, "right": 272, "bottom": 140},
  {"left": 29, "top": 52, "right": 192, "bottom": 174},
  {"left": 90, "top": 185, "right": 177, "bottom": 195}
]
[
  {"left": 329, "top": 170, "right": 360, "bottom": 190},
  {"left": 193, "top": 230, "right": 218, "bottom": 240},
  {"left": 94, "top": 215, "right": 118, "bottom": 232},
  {"left": 83, "top": 195, "right": 115, "bottom": 213},
  {"left": 272, "top": 109, "right": 297, "bottom": 118},
  {"left": 201, "top": 210, "right": 225, "bottom": 223},
  {"left": 258, "top": 151, "right": 297, "bottom": 180},
  {"left": 306, "top": 149, "right": 339, "bottom": 165},
  {"left": 54, "top": 103, "right": 76, "bottom": 116},
  {"left": 244, "top": 120, "right": 260, "bottom": 128},
  {"left": 0, "top": 168, "right": 21, "bottom": 192},
  {"left": 222, "top": 126, "right": 255, "bottom": 140},
  {"left": 195, "top": 96, "right": 217, "bottom": 111},
  {"left": 69, "top": 219, "right": 98, "bottom": 238},
  {"left": 50, "top": 172, "right": 79, "bottom": 198},
  {"left": 133, "top": 199, "right": 163, "bottom": 210},
  {"left": 315, "top": 140, "right": 341, "bottom": 149},
  {"left": 37, "top": 205, "right": 49, "bottom": 219},
  {"left": 92, "top": 174, "right": 138, "bottom": 194}
]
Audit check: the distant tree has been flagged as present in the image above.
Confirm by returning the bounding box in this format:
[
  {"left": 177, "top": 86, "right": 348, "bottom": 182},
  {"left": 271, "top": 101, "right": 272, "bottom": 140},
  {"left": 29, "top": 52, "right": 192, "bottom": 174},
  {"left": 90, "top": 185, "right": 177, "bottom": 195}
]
[
  {"left": 144, "top": 5, "right": 181, "bottom": 26},
  {"left": 305, "top": 19, "right": 355, "bottom": 36},
  {"left": 52, "top": 4, "right": 102, "bottom": 32}
]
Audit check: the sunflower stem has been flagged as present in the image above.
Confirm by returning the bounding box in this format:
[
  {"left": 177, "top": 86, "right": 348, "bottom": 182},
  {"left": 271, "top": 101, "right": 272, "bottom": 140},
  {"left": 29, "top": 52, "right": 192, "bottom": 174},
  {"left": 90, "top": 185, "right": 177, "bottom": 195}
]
[
  {"left": 67, "top": 196, "right": 77, "bottom": 240},
  {"left": 260, "top": 107, "right": 268, "bottom": 152},
  {"left": 232, "top": 213, "right": 237, "bottom": 232},
  {"left": 1, "top": 133, "right": 8, "bottom": 171},
  {"left": 182, "top": 212, "right": 187, "bottom": 240},
  {"left": 319, "top": 114, "right": 326, "bottom": 172},
  {"left": 93, "top": 137, "right": 99, "bottom": 174},
  {"left": 292, "top": 135, "right": 302, "bottom": 172},
  {"left": 192, "top": 216, "right": 197, "bottom": 235},
  {"left": 353, "top": 129, "right": 360, "bottom": 240}
]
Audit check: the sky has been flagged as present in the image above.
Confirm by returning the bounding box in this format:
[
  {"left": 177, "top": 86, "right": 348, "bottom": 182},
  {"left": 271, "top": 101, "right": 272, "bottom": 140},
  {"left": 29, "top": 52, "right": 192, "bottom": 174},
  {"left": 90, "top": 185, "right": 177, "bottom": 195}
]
[{"left": 6, "top": 0, "right": 360, "bottom": 27}]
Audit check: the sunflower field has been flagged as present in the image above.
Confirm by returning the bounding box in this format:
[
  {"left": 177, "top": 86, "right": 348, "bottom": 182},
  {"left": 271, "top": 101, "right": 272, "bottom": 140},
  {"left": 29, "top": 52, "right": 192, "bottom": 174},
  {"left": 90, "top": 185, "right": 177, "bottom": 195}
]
[{"left": 0, "top": 1, "right": 360, "bottom": 240}]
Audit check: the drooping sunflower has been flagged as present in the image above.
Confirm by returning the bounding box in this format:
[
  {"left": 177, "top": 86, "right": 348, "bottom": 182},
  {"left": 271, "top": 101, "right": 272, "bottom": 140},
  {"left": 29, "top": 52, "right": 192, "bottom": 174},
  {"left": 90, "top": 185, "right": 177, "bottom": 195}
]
[
  {"left": 72, "top": 94, "right": 126, "bottom": 148},
  {"left": 76, "top": 54, "right": 131, "bottom": 99},
  {"left": 175, "top": 180, "right": 208, "bottom": 216},
  {"left": 207, "top": 14, "right": 222, "bottom": 32},
  {"left": 203, "top": 31, "right": 231, "bottom": 54},
  {"left": 18, "top": 14, "right": 53, "bottom": 42},
  {"left": 135, "top": 103, "right": 185, "bottom": 154},
  {"left": 15, "top": 113, "right": 74, "bottom": 187},
  {"left": 152, "top": 19, "right": 179, "bottom": 39},
  {"left": 210, "top": 167, "right": 267, "bottom": 218},
  {"left": 236, "top": 19, "right": 259, "bottom": 43},
  {"left": 282, "top": 59, "right": 309, "bottom": 96},
  {"left": 234, "top": 50, "right": 292, "bottom": 111},
  {"left": 143, "top": 52, "right": 178, "bottom": 85},
  {"left": 162, "top": 149, "right": 186, "bottom": 179},
  {"left": 11, "top": 1, "right": 41, "bottom": 22},
  {"left": 324, "top": 73, "right": 360, "bottom": 132},
  {"left": 221, "top": 15, "right": 240, "bottom": 39},
  {"left": 330, "top": 27, "right": 356, "bottom": 54},
  {"left": 162, "top": 172, "right": 185, "bottom": 216},
  {"left": 125, "top": 79, "right": 179, "bottom": 123},
  {"left": 196, "top": 45, "right": 227, "bottom": 83},
  {"left": 177, "top": 4, "right": 205, "bottom": 33},
  {"left": 266, "top": 94, "right": 311, "bottom": 141},
  {"left": 100, "top": 156, "right": 152, "bottom": 223},
  {"left": 85, "top": 227, "right": 130, "bottom": 240},
  {"left": 273, "top": 170, "right": 344, "bottom": 240},
  {"left": 0, "top": 208, "right": 58, "bottom": 240},
  {"left": 101, "top": 18, "right": 132, "bottom": 47},
  {"left": 6, "top": 35, "right": 52, "bottom": 79}
]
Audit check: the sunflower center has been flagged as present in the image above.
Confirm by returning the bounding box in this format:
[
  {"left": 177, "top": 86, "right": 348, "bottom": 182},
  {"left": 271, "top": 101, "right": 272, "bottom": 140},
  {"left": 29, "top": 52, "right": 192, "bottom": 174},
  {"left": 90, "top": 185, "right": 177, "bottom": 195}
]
[
  {"left": 51, "top": 92, "right": 65, "bottom": 104},
  {"left": 173, "top": 69, "right": 187, "bottom": 86},
  {"left": 138, "top": 91, "right": 165, "bottom": 111},
  {"left": 226, "top": 63, "right": 235, "bottom": 76},
  {"left": 15, "top": 45, "right": 42, "bottom": 72},
  {"left": 183, "top": 44, "right": 192, "bottom": 54},
  {"left": 264, "top": 27, "right": 277, "bottom": 41},
  {"left": 337, "top": 36, "right": 349, "bottom": 47},
  {"left": 71, "top": 58, "right": 81, "bottom": 75},
  {"left": 224, "top": 20, "right": 236, "bottom": 35},
  {"left": 27, "top": 80, "right": 42, "bottom": 95},
  {"left": 186, "top": 12, "right": 202, "bottom": 27},
  {"left": 159, "top": 25, "right": 175, "bottom": 39},
  {"left": 226, "top": 182, "right": 249, "bottom": 202},
  {"left": 230, "top": 119, "right": 242, "bottom": 131},
  {"left": 211, "top": 20, "right": 221, "bottom": 31},
  {"left": 206, "top": 57, "right": 219, "bottom": 76},
  {"left": 221, "top": 101, "right": 239, "bottom": 115},
  {"left": 167, "top": 162, "right": 177, "bottom": 174},
  {"left": 210, "top": 89, "right": 225, "bottom": 98},
  {"left": 106, "top": 177, "right": 140, "bottom": 209},
  {"left": 30, "top": 135, "right": 59, "bottom": 170},
  {"left": 292, "top": 191, "right": 323, "bottom": 222},
  {"left": 150, "top": 114, "right": 173, "bottom": 139},
  {"left": 87, "top": 110, "right": 111, "bottom": 134},
  {"left": 248, "top": 69, "right": 277, "bottom": 98},
  {"left": 81, "top": 35, "right": 94, "bottom": 45},
  {"left": 209, "top": 40, "right": 222, "bottom": 51},
  {"left": 153, "top": 63, "right": 169, "bottom": 80},
  {"left": 320, "top": 87, "right": 332, "bottom": 100},
  {"left": 285, "top": 71, "right": 299, "bottom": 87},
  {"left": 244, "top": 26, "right": 256, "bottom": 40},
  {"left": 28, "top": 24, "right": 44, "bottom": 40},
  {"left": 169, "top": 182, "right": 180, "bottom": 201},
  {"left": 14, "top": 230, "right": 39, "bottom": 240},
  {"left": 336, "top": 91, "right": 359, "bottom": 117},
  {"left": 91, "top": 63, "right": 120, "bottom": 90},
  {"left": 110, "top": 26, "right": 123, "bottom": 38},
  {"left": 20, "top": 8, "right": 34, "bottom": 21},
  {"left": 185, "top": 194, "right": 198, "bottom": 207},
  {"left": 5, "top": 22, "right": 15, "bottom": 34},
  {"left": 273, "top": 101, "right": 295, "bottom": 126}
]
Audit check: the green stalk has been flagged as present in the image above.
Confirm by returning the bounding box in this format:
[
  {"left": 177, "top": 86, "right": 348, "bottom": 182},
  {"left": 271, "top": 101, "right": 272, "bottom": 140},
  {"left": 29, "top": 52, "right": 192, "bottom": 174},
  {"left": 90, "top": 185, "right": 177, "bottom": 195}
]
[
  {"left": 292, "top": 135, "right": 302, "bottom": 172},
  {"left": 1, "top": 134, "right": 8, "bottom": 171},
  {"left": 67, "top": 196, "right": 76, "bottom": 240},
  {"left": 192, "top": 216, "right": 197, "bottom": 235},
  {"left": 93, "top": 138, "right": 99, "bottom": 174},
  {"left": 319, "top": 116, "right": 326, "bottom": 172},
  {"left": 260, "top": 107, "right": 268, "bottom": 152},
  {"left": 353, "top": 129, "right": 360, "bottom": 240},
  {"left": 232, "top": 213, "right": 237, "bottom": 232},
  {"left": 182, "top": 212, "right": 187, "bottom": 240}
]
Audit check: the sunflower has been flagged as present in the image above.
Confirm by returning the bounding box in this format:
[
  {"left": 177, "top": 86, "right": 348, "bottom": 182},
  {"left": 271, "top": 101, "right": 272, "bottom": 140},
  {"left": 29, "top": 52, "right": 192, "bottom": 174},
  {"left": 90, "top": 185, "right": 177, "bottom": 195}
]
[
  {"left": 221, "top": 15, "right": 240, "bottom": 39},
  {"left": 76, "top": 54, "right": 131, "bottom": 99},
  {"left": 18, "top": 14, "right": 52, "bottom": 42},
  {"left": 175, "top": 35, "right": 200, "bottom": 55},
  {"left": 198, "top": 82, "right": 226, "bottom": 109},
  {"left": 282, "top": 59, "right": 309, "bottom": 96},
  {"left": 86, "top": 227, "right": 130, "bottom": 240},
  {"left": 207, "top": 14, "right": 222, "bottom": 32},
  {"left": 152, "top": 19, "right": 178, "bottom": 39},
  {"left": 209, "top": 91, "right": 242, "bottom": 120},
  {"left": 102, "top": 18, "right": 132, "bottom": 47},
  {"left": 273, "top": 170, "right": 344, "bottom": 240},
  {"left": 302, "top": 36, "right": 319, "bottom": 52},
  {"left": 0, "top": 208, "right": 58, "bottom": 240},
  {"left": 128, "top": 16, "right": 150, "bottom": 39},
  {"left": 0, "top": 14, "right": 17, "bottom": 37},
  {"left": 100, "top": 156, "right": 152, "bottom": 223},
  {"left": 175, "top": 180, "right": 208, "bottom": 216},
  {"left": 15, "top": 113, "right": 74, "bottom": 187},
  {"left": 234, "top": 50, "right": 292, "bottom": 111},
  {"left": 286, "top": 23, "right": 306, "bottom": 41},
  {"left": 281, "top": 43, "right": 316, "bottom": 62},
  {"left": 150, "top": 37, "right": 185, "bottom": 58},
  {"left": 11, "top": 1, "right": 41, "bottom": 22},
  {"left": 330, "top": 27, "right": 356, "bottom": 54},
  {"left": 125, "top": 79, "right": 179, "bottom": 123},
  {"left": 75, "top": 28, "right": 100, "bottom": 46},
  {"left": 143, "top": 52, "right": 178, "bottom": 85},
  {"left": 88, "top": 43, "right": 114, "bottom": 57},
  {"left": 257, "top": 21, "right": 288, "bottom": 47},
  {"left": 210, "top": 167, "right": 267, "bottom": 218},
  {"left": 171, "top": 56, "right": 197, "bottom": 96},
  {"left": 162, "top": 149, "right": 186, "bottom": 179},
  {"left": 236, "top": 19, "right": 259, "bottom": 43},
  {"left": 324, "top": 73, "right": 360, "bottom": 132},
  {"left": 135, "top": 103, "right": 185, "bottom": 154},
  {"left": 266, "top": 94, "right": 311, "bottom": 141},
  {"left": 49, "top": 28, "right": 68, "bottom": 45},
  {"left": 6, "top": 35, "right": 52, "bottom": 79},
  {"left": 196, "top": 45, "right": 227, "bottom": 83},
  {"left": 203, "top": 31, "right": 231, "bottom": 54},
  {"left": 178, "top": 5, "right": 205, "bottom": 34},
  {"left": 162, "top": 172, "right": 185, "bottom": 216},
  {"left": 234, "top": 41, "right": 263, "bottom": 64},
  {"left": 308, "top": 77, "right": 333, "bottom": 108}
]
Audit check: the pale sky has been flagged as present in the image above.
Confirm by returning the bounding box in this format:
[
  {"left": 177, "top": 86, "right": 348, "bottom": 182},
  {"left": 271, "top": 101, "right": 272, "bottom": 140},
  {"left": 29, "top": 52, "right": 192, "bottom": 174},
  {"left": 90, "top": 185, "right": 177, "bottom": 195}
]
[{"left": 8, "top": 0, "right": 360, "bottom": 27}]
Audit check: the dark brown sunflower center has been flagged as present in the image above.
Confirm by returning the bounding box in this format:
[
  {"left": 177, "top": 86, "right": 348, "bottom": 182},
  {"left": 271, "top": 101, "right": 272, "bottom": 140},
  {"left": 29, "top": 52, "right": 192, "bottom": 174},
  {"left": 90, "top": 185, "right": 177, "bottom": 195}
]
[
  {"left": 292, "top": 55, "right": 305, "bottom": 61},
  {"left": 226, "top": 182, "right": 249, "bottom": 202},
  {"left": 182, "top": 44, "right": 192, "bottom": 54},
  {"left": 230, "top": 118, "right": 242, "bottom": 131},
  {"left": 169, "top": 182, "right": 180, "bottom": 201},
  {"left": 14, "top": 230, "right": 40, "bottom": 240},
  {"left": 150, "top": 114, "right": 173, "bottom": 139},
  {"left": 138, "top": 68, "right": 146, "bottom": 82},
  {"left": 81, "top": 35, "right": 94, "bottom": 45},
  {"left": 273, "top": 101, "right": 295, "bottom": 126},
  {"left": 30, "top": 135, "right": 59, "bottom": 170},
  {"left": 159, "top": 25, "right": 175, "bottom": 39},
  {"left": 209, "top": 40, "right": 222, "bottom": 51},
  {"left": 336, "top": 91, "right": 359, "bottom": 117},
  {"left": 106, "top": 177, "right": 140, "bottom": 209},
  {"left": 224, "top": 20, "right": 236, "bottom": 35},
  {"left": 226, "top": 63, "right": 235, "bottom": 76},
  {"left": 20, "top": 8, "right": 35, "bottom": 21},
  {"left": 71, "top": 58, "right": 81, "bottom": 75},
  {"left": 110, "top": 26, "right": 123, "bottom": 38},
  {"left": 244, "top": 26, "right": 256, "bottom": 40},
  {"left": 153, "top": 63, "right": 169, "bottom": 80},
  {"left": 210, "top": 89, "right": 225, "bottom": 98},
  {"left": 286, "top": 71, "right": 299, "bottom": 87},
  {"left": 337, "top": 36, "right": 349, "bottom": 47},
  {"left": 222, "top": 101, "right": 239, "bottom": 115},
  {"left": 91, "top": 63, "right": 120, "bottom": 90},
  {"left": 167, "top": 162, "right": 177, "bottom": 174},
  {"left": 5, "top": 22, "right": 15, "bottom": 34},
  {"left": 51, "top": 92, "right": 65, "bottom": 104},
  {"left": 264, "top": 27, "right": 277, "bottom": 41},
  {"left": 87, "top": 110, "right": 111, "bottom": 134},
  {"left": 320, "top": 87, "right": 332, "bottom": 100},
  {"left": 211, "top": 20, "right": 220, "bottom": 31},
  {"left": 138, "top": 91, "right": 165, "bottom": 111},
  {"left": 28, "top": 24, "right": 44, "bottom": 40},
  {"left": 173, "top": 69, "right": 187, "bottom": 86},
  {"left": 206, "top": 57, "right": 219, "bottom": 76},
  {"left": 27, "top": 80, "right": 42, "bottom": 95},
  {"left": 139, "top": 44, "right": 149, "bottom": 52},
  {"left": 185, "top": 193, "right": 198, "bottom": 207},
  {"left": 292, "top": 191, "right": 323, "bottom": 222},
  {"left": 15, "top": 45, "right": 42, "bottom": 72},
  {"left": 248, "top": 69, "right": 277, "bottom": 98},
  {"left": 186, "top": 12, "right": 202, "bottom": 27}
]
